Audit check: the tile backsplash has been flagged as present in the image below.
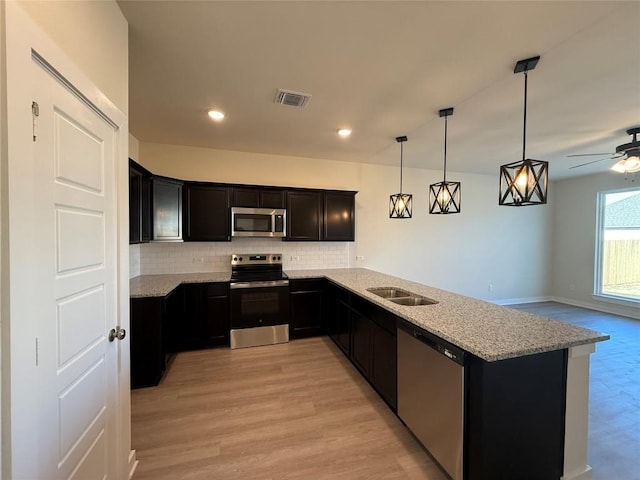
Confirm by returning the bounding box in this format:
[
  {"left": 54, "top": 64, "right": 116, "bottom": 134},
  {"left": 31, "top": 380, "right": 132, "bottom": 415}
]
[{"left": 130, "top": 239, "right": 351, "bottom": 276}]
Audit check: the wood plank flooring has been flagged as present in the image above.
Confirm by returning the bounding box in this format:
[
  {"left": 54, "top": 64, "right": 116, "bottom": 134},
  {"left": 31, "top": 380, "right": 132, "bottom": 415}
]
[
  {"left": 132, "top": 302, "right": 639, "bottom": 480},
  {"left": 131, "top": 336, "right": 447, "bottom": 480}
]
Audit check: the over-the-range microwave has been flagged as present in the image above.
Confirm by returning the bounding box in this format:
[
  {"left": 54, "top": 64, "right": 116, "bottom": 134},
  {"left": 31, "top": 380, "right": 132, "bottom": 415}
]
[{"left": 231, "top": 207, "right": 286, "bottom": 238}]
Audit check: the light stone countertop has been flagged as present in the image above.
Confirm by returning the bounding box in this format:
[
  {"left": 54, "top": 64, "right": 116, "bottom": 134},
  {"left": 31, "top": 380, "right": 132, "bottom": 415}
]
[{"left": 130, "top": 267, "right": 609, "bottom": 361}]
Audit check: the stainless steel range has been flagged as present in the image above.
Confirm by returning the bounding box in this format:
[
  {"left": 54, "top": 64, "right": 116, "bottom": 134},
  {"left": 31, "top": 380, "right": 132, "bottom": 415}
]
[{"left": 229, "top": 253, "right": 289, "bottom": 349}]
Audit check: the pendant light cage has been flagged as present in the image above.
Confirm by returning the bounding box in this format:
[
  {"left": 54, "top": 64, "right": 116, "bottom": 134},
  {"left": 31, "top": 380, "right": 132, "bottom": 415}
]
[
  {"left": 499, "top": 56, "right": 548, "bottom": 207},
  {"left": 429, "top": 181, "right": 461, "bottom": 214},
  {"left": 390, "top": 135, "right": 413, "bottom": 218},
  {"left": 429, "top": 107, "right": 461, "bottom": 214},
  {"left": 499, "top": 158, "right": 548, "bottom": 206}
]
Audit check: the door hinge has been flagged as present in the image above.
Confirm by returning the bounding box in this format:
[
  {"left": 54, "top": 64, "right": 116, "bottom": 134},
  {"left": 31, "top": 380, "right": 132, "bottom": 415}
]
[
  {"left": 32, "top": 101, "right": 40, "bottom": 142},
  {"left": 35, "top": 337, "right": 39, "bottom": 366}
]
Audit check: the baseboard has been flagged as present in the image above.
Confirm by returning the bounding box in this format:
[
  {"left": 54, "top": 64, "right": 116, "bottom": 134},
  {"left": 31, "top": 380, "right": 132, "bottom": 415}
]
[
  {"left": 561, "top": 464, "right": 592, "bottom": 480},
  {"left": 492, "top": 296, "right": 553, "bottom": 306},
  {"left": 552, "top": 296, "right": 640, "bottom": 320},
  {"left": 128, "top": 450, "right": 138, "bottom": 480}
]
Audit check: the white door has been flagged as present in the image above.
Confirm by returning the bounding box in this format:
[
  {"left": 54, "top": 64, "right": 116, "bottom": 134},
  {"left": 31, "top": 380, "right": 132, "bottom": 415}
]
[{"left": 31, "top": 54, "right": 120, "bottom": 480}]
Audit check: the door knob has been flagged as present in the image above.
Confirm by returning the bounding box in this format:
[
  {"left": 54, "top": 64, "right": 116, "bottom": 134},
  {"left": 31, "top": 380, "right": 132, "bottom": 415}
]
[{"left": 108, "top": 326, "right": 126, "bottom": 342}]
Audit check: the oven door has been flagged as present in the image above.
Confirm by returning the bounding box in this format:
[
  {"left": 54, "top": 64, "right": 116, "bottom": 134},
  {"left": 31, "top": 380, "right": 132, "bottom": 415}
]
[{"left": 229, "top": 281, "right": 290, "bottom": 329}]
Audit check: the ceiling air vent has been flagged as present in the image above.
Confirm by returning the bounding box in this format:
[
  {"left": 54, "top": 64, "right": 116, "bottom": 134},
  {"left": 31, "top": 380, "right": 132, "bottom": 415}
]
[{"left": 274, "top": 89, "right": 311, "bottom": 108}]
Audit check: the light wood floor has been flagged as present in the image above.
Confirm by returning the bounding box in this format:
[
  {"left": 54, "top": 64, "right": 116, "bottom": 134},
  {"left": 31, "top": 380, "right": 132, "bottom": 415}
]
[
  {"left": 132, "top": 302, "right": 640, "bottom": 480},
  {"left": 131, "top": 336, "right": 447, "bottom": 480}
]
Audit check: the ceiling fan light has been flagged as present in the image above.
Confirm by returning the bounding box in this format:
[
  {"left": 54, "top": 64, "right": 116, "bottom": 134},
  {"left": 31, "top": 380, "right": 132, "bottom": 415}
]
[{"left": 624, "top": 155, "right": 640, "bottom": 172}]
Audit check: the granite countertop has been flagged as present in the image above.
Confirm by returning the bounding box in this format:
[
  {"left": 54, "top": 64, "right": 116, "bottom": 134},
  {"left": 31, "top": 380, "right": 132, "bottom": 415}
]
[
  {"left": 130, "top": 272, "right": 231, "bottom": 298},
  {"left": 130, "top": 268, "right": 609, "bottom": 361}
]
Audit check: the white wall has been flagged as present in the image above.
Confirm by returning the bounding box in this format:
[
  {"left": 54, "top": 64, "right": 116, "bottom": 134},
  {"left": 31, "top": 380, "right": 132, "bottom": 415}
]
[
  {"left": 137, "top": 142, "right": 553, "bottom": 302},
  {"left": 551, "top": 171, "right": 639, "bottom": 319},
  {"left": 15, "top": 0, "right": 128, "bottom": 114}
]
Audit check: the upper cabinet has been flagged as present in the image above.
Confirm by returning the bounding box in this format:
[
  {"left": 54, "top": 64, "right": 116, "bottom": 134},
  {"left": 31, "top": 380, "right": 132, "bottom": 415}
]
[
  {"left": 152, "top": 176, "right": 183, "bottom": 242},
  {"left": 183, "top": 182, "right": 231, "bottom": 242},
  {"left": 129, "top": 159, "right": 152, "bottom": 244},
  {"left": 286, "top": 190, "right": 323, "bottom": 241},
  {"left": 232, "top": 187, "right": 285, "bottom": 209},
  {"left": 323, "top": 191, "right": 356, "bottom": 241}
]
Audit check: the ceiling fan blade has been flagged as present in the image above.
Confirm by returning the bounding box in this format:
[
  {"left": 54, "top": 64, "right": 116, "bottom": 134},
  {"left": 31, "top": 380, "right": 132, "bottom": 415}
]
[
  {"left": 567, "top": 153, "right": 614, "bottom": 157},
  {"left": 569, "top": 157, "right": 613, "bottom": 169}
]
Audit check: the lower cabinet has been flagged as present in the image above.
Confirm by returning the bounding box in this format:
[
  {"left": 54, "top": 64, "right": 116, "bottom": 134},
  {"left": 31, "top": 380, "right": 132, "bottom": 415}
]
[
  {"left": 179, "top": 283, "right": 229, "bottom": 350},
  {"left": 289, "top": 278, "right": 324, "bottom": 338},
  {"left": 130, "top": 290, "right": 179, "bottom": 389},
  {"left": 326, "top": 283, "right": 398, "bottom": 411}
]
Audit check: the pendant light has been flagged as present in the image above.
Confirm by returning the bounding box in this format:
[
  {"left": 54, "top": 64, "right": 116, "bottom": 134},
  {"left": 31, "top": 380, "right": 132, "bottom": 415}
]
[
  {"left": 429, "top": 108, "right": 461, "bottom": 214},
  {"left": 389, "top": 136, "right": 412, "bottom": 218},
  {"left": 499, "top": 56, "right": 549, "bottom": 206}
]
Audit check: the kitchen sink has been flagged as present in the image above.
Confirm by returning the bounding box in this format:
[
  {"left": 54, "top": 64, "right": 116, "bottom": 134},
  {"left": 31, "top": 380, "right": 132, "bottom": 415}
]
[
  {"left": 367, "top": 287, "right": 413, "bottom": 298},
  {"left": 389, "top": 296, "right": 438, "bottom": 306},
  {"left": 367, "top": 287, "right": 438, "bottom": 306}
]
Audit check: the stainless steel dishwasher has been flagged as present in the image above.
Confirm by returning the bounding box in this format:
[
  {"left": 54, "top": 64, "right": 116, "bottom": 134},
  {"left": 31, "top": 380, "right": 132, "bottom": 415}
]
[{"left": 397, "top": 323, "right": 465, "bottom": 480}]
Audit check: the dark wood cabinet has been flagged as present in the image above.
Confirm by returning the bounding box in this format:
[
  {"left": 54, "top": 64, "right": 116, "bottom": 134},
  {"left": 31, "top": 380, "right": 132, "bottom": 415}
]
[
  {"left": 183, "top": 183, "right": 230, "bottom": 241},
  {"left": 323, "top": 191, "right": 356, "bottom": 241},
  {"left": 178, "top": 283, "right": 229, "bottom": 350},
  {"left": 286, "top": 190, "right": 322, "bottom": 241},
  {"left": 205, "top": 283, "right": 230, "bottom": 347},
  {"left": 326, "top": 282, "right": 351, "bottom": 356},
  {"left": 233, "top": 187, "right": 285, "bottom": 209},
  {"left": 130, "top": 295, "right": 168, "bottom": 388},
  {"left": 371, "top": 322, "right": 397, "bottom": 409},
  {"left": 129, "top": 159, "right": 151, "bottom": 244},
  {"left": 350, "top": 308, "right": 374, "bottom": 377},
  {"left": 289, "top": 278, "right": 324, "bottom": 339},
  {"left": 152, "top": 176, "right": 183, "bottom": 241}
]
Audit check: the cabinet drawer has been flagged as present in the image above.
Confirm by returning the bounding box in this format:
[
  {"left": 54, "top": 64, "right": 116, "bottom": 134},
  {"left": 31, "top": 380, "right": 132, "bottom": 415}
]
[
  {"left": 352, "top": 295, "right": 397, "bottom": 335},
  {"left": 207, "top": 282, "right": 228, "bottom": 297},
  {"left": 289, "top": 278, "right": 324, "bottom": 293}
]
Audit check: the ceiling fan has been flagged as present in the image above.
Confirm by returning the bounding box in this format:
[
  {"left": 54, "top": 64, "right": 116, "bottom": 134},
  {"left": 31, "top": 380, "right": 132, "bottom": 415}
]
[{"left": 568, "top": 127, "right": 640, "bottom": 173}]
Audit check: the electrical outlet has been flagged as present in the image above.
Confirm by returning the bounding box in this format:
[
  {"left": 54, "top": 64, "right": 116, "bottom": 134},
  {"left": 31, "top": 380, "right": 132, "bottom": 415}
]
[
  {"left": 489, "top": 284, "right": 494, "bottom": 292},
  {"left": 290, "top": 256, "right": 300, "bottom": 261},
  {"left": 356, "top": 255, "right": 365, "bottom": 260},
  {"left": 193, "top": 257, "right": 204, "bottom": 263}
]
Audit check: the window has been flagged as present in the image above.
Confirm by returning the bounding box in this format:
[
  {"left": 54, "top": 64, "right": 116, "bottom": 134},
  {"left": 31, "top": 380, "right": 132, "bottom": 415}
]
[{"left": 595, "top": 187, "right": 640, "bottom": 302}]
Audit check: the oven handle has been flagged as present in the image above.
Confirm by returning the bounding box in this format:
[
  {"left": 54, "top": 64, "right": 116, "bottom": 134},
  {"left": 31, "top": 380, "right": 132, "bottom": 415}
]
[{"left": 230, "top": 280, "right": 290, "bottom": 290}]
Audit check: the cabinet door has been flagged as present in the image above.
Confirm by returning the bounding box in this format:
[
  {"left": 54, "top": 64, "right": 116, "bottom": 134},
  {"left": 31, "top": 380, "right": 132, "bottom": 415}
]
[
  {"left": 129, "top": 168, "right": 141, "bottom": 243},
  {"left": 153, "top": 177, "right": 183, "bottom": 241},
  {"left": 290, "top": 279, "right": 324, "bottom": 339},
  {"left": 286, "top": 190, "right": 322, "bottom": 241},
  {"left": 324, "top": 191, "right": 355, "bottom": 241},
  {"left": 184, "top": 184, "right": 230, "bottom": 241},
  {"left": 232, "top": 187, "right": 260, "bottom": 207},
  {"left": 140, "top": 174, "right": 152, "bottom": 242},
  {"left": 178, "top": 284, "right": 206, "bottom": 351},
  {"left": 260, "top": 190, "right": 285, "bottom": 208},
  {"left": 204, "top": 283, "right": 229, "bottom": 347},
  {"left": 350, "top": 309, "right": 373, "bottom": 377},
  {"left": 371, "top": 323, "right": 397, "bottom": 410},
  {"left": 232, "top": 187, "right": 285, "bottom": 208}
]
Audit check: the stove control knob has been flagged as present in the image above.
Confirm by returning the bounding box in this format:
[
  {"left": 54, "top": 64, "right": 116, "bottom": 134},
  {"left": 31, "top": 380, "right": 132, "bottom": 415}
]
[
  {"left": 233, "top": 256, "right": 238, "bottom": 262},
  {"left": 239, "top": 257, "right": 243, "bottom": 261},
  {"left": 277, "top": 256, "right": 281, "bottom": 260},
  {"left": 272, "top": 256, "right": 276, "bottom": 261}
]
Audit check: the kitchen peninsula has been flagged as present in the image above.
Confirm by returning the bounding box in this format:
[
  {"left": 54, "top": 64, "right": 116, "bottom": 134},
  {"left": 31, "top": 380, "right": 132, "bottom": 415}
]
[{"left": 130, "top": 267, "right": 608, "bottom": 480}]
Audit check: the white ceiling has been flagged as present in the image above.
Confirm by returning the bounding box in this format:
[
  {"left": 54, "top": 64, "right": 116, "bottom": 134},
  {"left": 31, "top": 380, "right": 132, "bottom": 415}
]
[{"left": 118, "top": 1, "right": 640, "bottom": 180}]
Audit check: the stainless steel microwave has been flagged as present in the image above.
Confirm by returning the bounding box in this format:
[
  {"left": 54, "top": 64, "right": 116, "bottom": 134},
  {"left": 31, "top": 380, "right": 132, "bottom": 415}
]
[{"left": 231, "top": 207, "right": 286, "bottom": 238}]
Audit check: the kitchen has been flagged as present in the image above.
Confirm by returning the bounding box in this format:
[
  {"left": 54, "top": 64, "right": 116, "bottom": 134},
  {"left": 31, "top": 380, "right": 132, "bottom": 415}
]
[{"left": 1, "top": 1, "right": 639, "bottom": 480}]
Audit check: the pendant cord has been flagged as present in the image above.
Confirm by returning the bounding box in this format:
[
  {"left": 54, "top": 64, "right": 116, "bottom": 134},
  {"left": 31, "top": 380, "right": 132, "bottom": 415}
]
[
  {"left": 522, "top": 70, "right": 528, "bottom": 162},
  {"left": 443, "top": 115, "right": 448, "bottom": 182},
  {"left": 400, "top": 141, "right": 404, "bottom": 193}
]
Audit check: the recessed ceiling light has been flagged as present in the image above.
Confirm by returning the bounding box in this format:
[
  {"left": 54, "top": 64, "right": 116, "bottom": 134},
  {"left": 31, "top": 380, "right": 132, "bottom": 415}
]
[
  {"left": 337, "top": 128, "right": 352, "bottom": 137},
  {"left": 208, "top": 110, "right": 225, "bottom": 121}
]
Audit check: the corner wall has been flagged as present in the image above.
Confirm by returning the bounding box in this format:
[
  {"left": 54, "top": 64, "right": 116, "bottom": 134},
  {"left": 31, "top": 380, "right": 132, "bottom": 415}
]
[
  {"left": 137, "top": 141, "right": 553, "bottom": 302},
  {"left": 551, "top": 171, "right": 639, "bottom": 319}
]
